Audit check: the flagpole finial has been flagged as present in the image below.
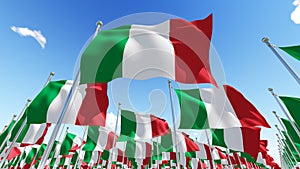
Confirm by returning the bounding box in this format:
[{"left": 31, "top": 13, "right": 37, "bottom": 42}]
[
  {"left": 268, "top": 88, "right": 273, "bottom": 92},
  {"left": 4, "top": 125, "right": 7, "bottom": 128},
  {"left": 27, "top": 99, "right": 32, "bottom": 103},
  {"left": 272, "top": 111, "right": 277, "bottom": 115},
  {"left": 96, "top": 21, "right": 103, "bottom": 28},
  {"left": 50, "top": 72, "right": 55, "bottom": 76},
  {"left": 262, "top": 37, "right": 269, "bottom": 43},
  {"left": 13, "top": 114, "right": 17, "bottom": 118},
  {"left": 275, "top": 124, "right": 278, "bottom": 128}
]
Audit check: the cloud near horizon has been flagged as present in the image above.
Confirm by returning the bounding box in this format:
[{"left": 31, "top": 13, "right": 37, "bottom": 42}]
[
  {"left": 291, "top": 0, "right": 300, "bottom": 24},
  {"left": 11, "top": 26, "right": 46, "bottom": 48}
]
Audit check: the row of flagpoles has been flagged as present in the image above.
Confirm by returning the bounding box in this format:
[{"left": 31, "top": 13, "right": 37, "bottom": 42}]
[
  {"left": 0, "top": 15, "right": 282, "bottom": 169},
  {"left": 263, "top": 37, "right": 300, "bottom": 168}
]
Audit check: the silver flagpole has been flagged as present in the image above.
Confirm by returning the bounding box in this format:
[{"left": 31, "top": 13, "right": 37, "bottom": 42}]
[
  {"left": 38, "top": 21, "right": 103, "bottom": 169},
  {"left": 262, "top": 37, "right": 300, "bottom": 85},
  {"left": 74, "top": 126, "right": 88, "bottom": 169},
  {"left": 273, "top": 111, "right": 300, "bottom": 157},
  {"left": 167, "top": 80, "right": 180, "bottom": 168},
  {"left": 276, "top": 132, "right": 298, "bottom": 163},
  {"left": 277, "top": 137, "right": 296, "bottom": 168},
  {"left": 0, "top": 115, "right": 17, "bottom": 151},
  {"left": 204, "top": 129, "right": 216, "bottom": 169},
  {"left": 269, "top": 88, "right": 300, "bottom": 138}
]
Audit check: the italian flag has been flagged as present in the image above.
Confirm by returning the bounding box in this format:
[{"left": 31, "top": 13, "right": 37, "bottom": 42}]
[
  {"left": 59, "top": 132, "right": 83, "bottom": 155},
  {"left": 211, "top": 127, "right": 261, "bottom": 160},
  {"left": 175, "top": 85, "right": 270, "bottom": 129},
  {"left": 26, "top": 80, "right": 109, "bottom": 127},
  {"left": 120, "top": 110, "right": 170, "bottom": 140},
  {"left": 0, "top": 119, "right": 16, "bottom": 146},
  {"left": 279, "top": 45, "right": 300, "bottom": 62},
  {"left": 80, "top": 14, "right": 216, "bottom": 86},
  {"left": 83, "top": 126, "right": 115, "bottom": 151},
  {"left": 9, "top": 114, "right": 50, "bottom": 146}
]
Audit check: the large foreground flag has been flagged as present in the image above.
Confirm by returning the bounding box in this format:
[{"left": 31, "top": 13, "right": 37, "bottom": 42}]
[
  {"left": 26, "top": 80, "right": 109, "bottom": 126},
  {"left": 279, "top": 96, "right": 300, "bottom": 128},
  {"left": 211, "top": 127, "right": 261, "bottom": 159},
  {"left": 175, "top": 85, "right": 270, "bottom": 129},
  {"left": 120, "top": 110, "right": 170, "bottom": 140},
  {"left": 279, "top": 45, "right": 300, "bottom": 62},
  {"left": 80, "top": 14, "right": 216, "bottom": 85}
]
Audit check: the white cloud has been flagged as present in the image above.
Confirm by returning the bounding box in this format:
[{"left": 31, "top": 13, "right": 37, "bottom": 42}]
[
  {"left": 105, "top": 112, "right": 121, "bottom": 131},
  {"left": 11, "top": 26, "right": 46, "bottom": 48},
  {"left": 291, "top": 0, "right": 300, "bottom": 24}
]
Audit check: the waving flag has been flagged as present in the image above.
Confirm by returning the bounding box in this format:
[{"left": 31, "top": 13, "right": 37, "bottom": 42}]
[
  {"left": 175, "top": 85, "right": 270, "bottom": 129},
  {"left": 279, "top": 45, "right": 300, "bottom": 62},
  {"left": 80, "top": 14, "right": 216, "bottom": 85},
  {"left": 26, "top": 80, "right": 109, "bottom": 127}
]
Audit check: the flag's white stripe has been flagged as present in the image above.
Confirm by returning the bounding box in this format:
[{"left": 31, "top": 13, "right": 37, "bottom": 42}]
[
  {"left": 122, "top": 20, "right": 176, "bottom": 80},
  {"left": 191, "top": 158, "right": 200, "bottom": 168},
  {"left": 224, "top": 128, "right": 244, "bottom": 152},
  {"left": 195, "top": 142, "right": 208, "bottom": 159},
  {"left": 47, "top": 80, "right": 73, "bottom": 123},
  {"left": 95, "top": 127, "right": 109, "bottom": 151},
  {"left": 22, "top": 124, "right": 47, "bottom": 144},
  {"left": 90, "top": 151, "right": 99, "bottom": 165},
  {"left": 176, "top": 132, "right": 187, "bottom": 153},
  {"left": 134, "top": 141, "right": 148, "bottom": 159},
  {"left": 199, "top": 88, "right": 242, "bottom": 128},
  {"left": 135, "top": 113, "right": 152, "bottom": 140},
  {"left": 63, "top": 83, "right": 87, "bottom": 124}
]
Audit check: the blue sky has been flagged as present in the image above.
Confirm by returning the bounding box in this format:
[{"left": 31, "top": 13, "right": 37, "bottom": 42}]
[{"left": 1, "top": 0, "right": 300, "bottom": 165}]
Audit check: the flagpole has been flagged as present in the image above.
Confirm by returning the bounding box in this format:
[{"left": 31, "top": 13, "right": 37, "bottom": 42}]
[
  {"left": 276, "top": 132, "right": 298, "bottom": 163},
  {"left": 204, "top": 129, "right": 216, "bottom": 169},
  {"left": 167, "top": 80, "right": 180, "bottom": 168},
  {"left": 225, "top": 148, "right": 234, "bottom": 169},
  {"left": 273, "top": 112, "right": 300, "bottom": 157},
  {"left": 156, "top": 137, "right": 159, "bottom": 169},
  {"left": 74, "top": 126, "right": 88, "bottom": 169},
  {"left": 268, "top": 88, "right": 300, "bottom": 138},
  {"left": 262, "top": 37, "right": 300, "bottom": 85},
  {"left": 277, "top": 136, "right": 296, "bottom": 168}
]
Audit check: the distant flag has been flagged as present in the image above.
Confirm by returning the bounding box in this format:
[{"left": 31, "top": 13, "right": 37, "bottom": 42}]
[
  {"left": 9, "top": 114, "right": 50, "bottom": 146},
  {"left": 26, "top": 80, "right": 109, "bottom": 127},
  {"left": 80, "top": 14, "right": 217, "bottom": 86},
  {"left": 279, "top": 96, "right": 300, "bottom": 128},
  {"left": 59, "top": 132, "right": 82, "bottom": 156},
  {"left": 211, "top": 127, "right": 261, "bottom": 160},
  {"left": 279, "top": 45, "right": 300, "bottom": 62},
  {"left": 120, "top": 110, "right": 170, "bottom": 140},
  {"left": 175, "top": 85, "right": 270, "bottom": 129},
  {"left": 82, "top": 126, "right": 115, "bottom": 151}
]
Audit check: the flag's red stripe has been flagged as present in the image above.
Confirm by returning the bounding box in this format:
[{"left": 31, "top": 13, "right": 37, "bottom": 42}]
[
  {"left": 170, "top": 14, "right": 216, "bottom": 85},
  {"left": 150, "top": 115, "right": 170, "bottom": 138}
]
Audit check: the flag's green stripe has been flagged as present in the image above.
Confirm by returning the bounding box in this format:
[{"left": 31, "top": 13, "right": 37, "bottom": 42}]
[
  {"left": 279, "top": 46, "right": 300, "bottom": 62},
  {"left": 60, "top": 133, "right": 76, "bottom": 155},
  {"left": 83, "top": 126, "right": 99, "bottom": 151},
  {"left": 281, "top": 118, "right": 300, "bottom": 144},
  {"left": 125, "top": 140, "right": 136, "bottom": 158},
  {"left": 25, "top": 147, "right": 37, "bottom": 164},
  {"left": 80, "top": 25, "right": 131, "bottom": 84},
  {"left": 59, "top": 157, "right": 65, "bottom": 166},
  {"left": 27, "top": 80, "right": 68, "bottom": 123},
  {"left": 101, "top": 150, "right": 110, "bottom": 160},
  {"left": 49, "top": 141, "right": 59, "bottom": 159},
  {"left": 34, "top": 144, "right": 47, "bottom": 167},
  {"left": 83, "top": 151, "right": 93, "bottom": 163},
  {"left": 212, "top": 129, "right": 227, "bottom": 148},
  {"left": 279, "top": 96, "right": 300, "bottom": 128},
  {"left": 0, "top": 120, "right": 15, "bottom": 144},
  {"left": 70, "top": 151, "right": 78, "bottom": 165},
  {"left": 185, "top": 151, "right": 196, "bottom": 158},
  {"left": 160, "top": 132, "right": 173, "bottom": 152},
  {"left": 9, "top": 113, "right": 26, "bottom": 142},
  {"left": 121, "top": 110, "right": 137, "bottom": 138},
  {"left": 175, "top": 89, "right": 209, "bottom": 129}
]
